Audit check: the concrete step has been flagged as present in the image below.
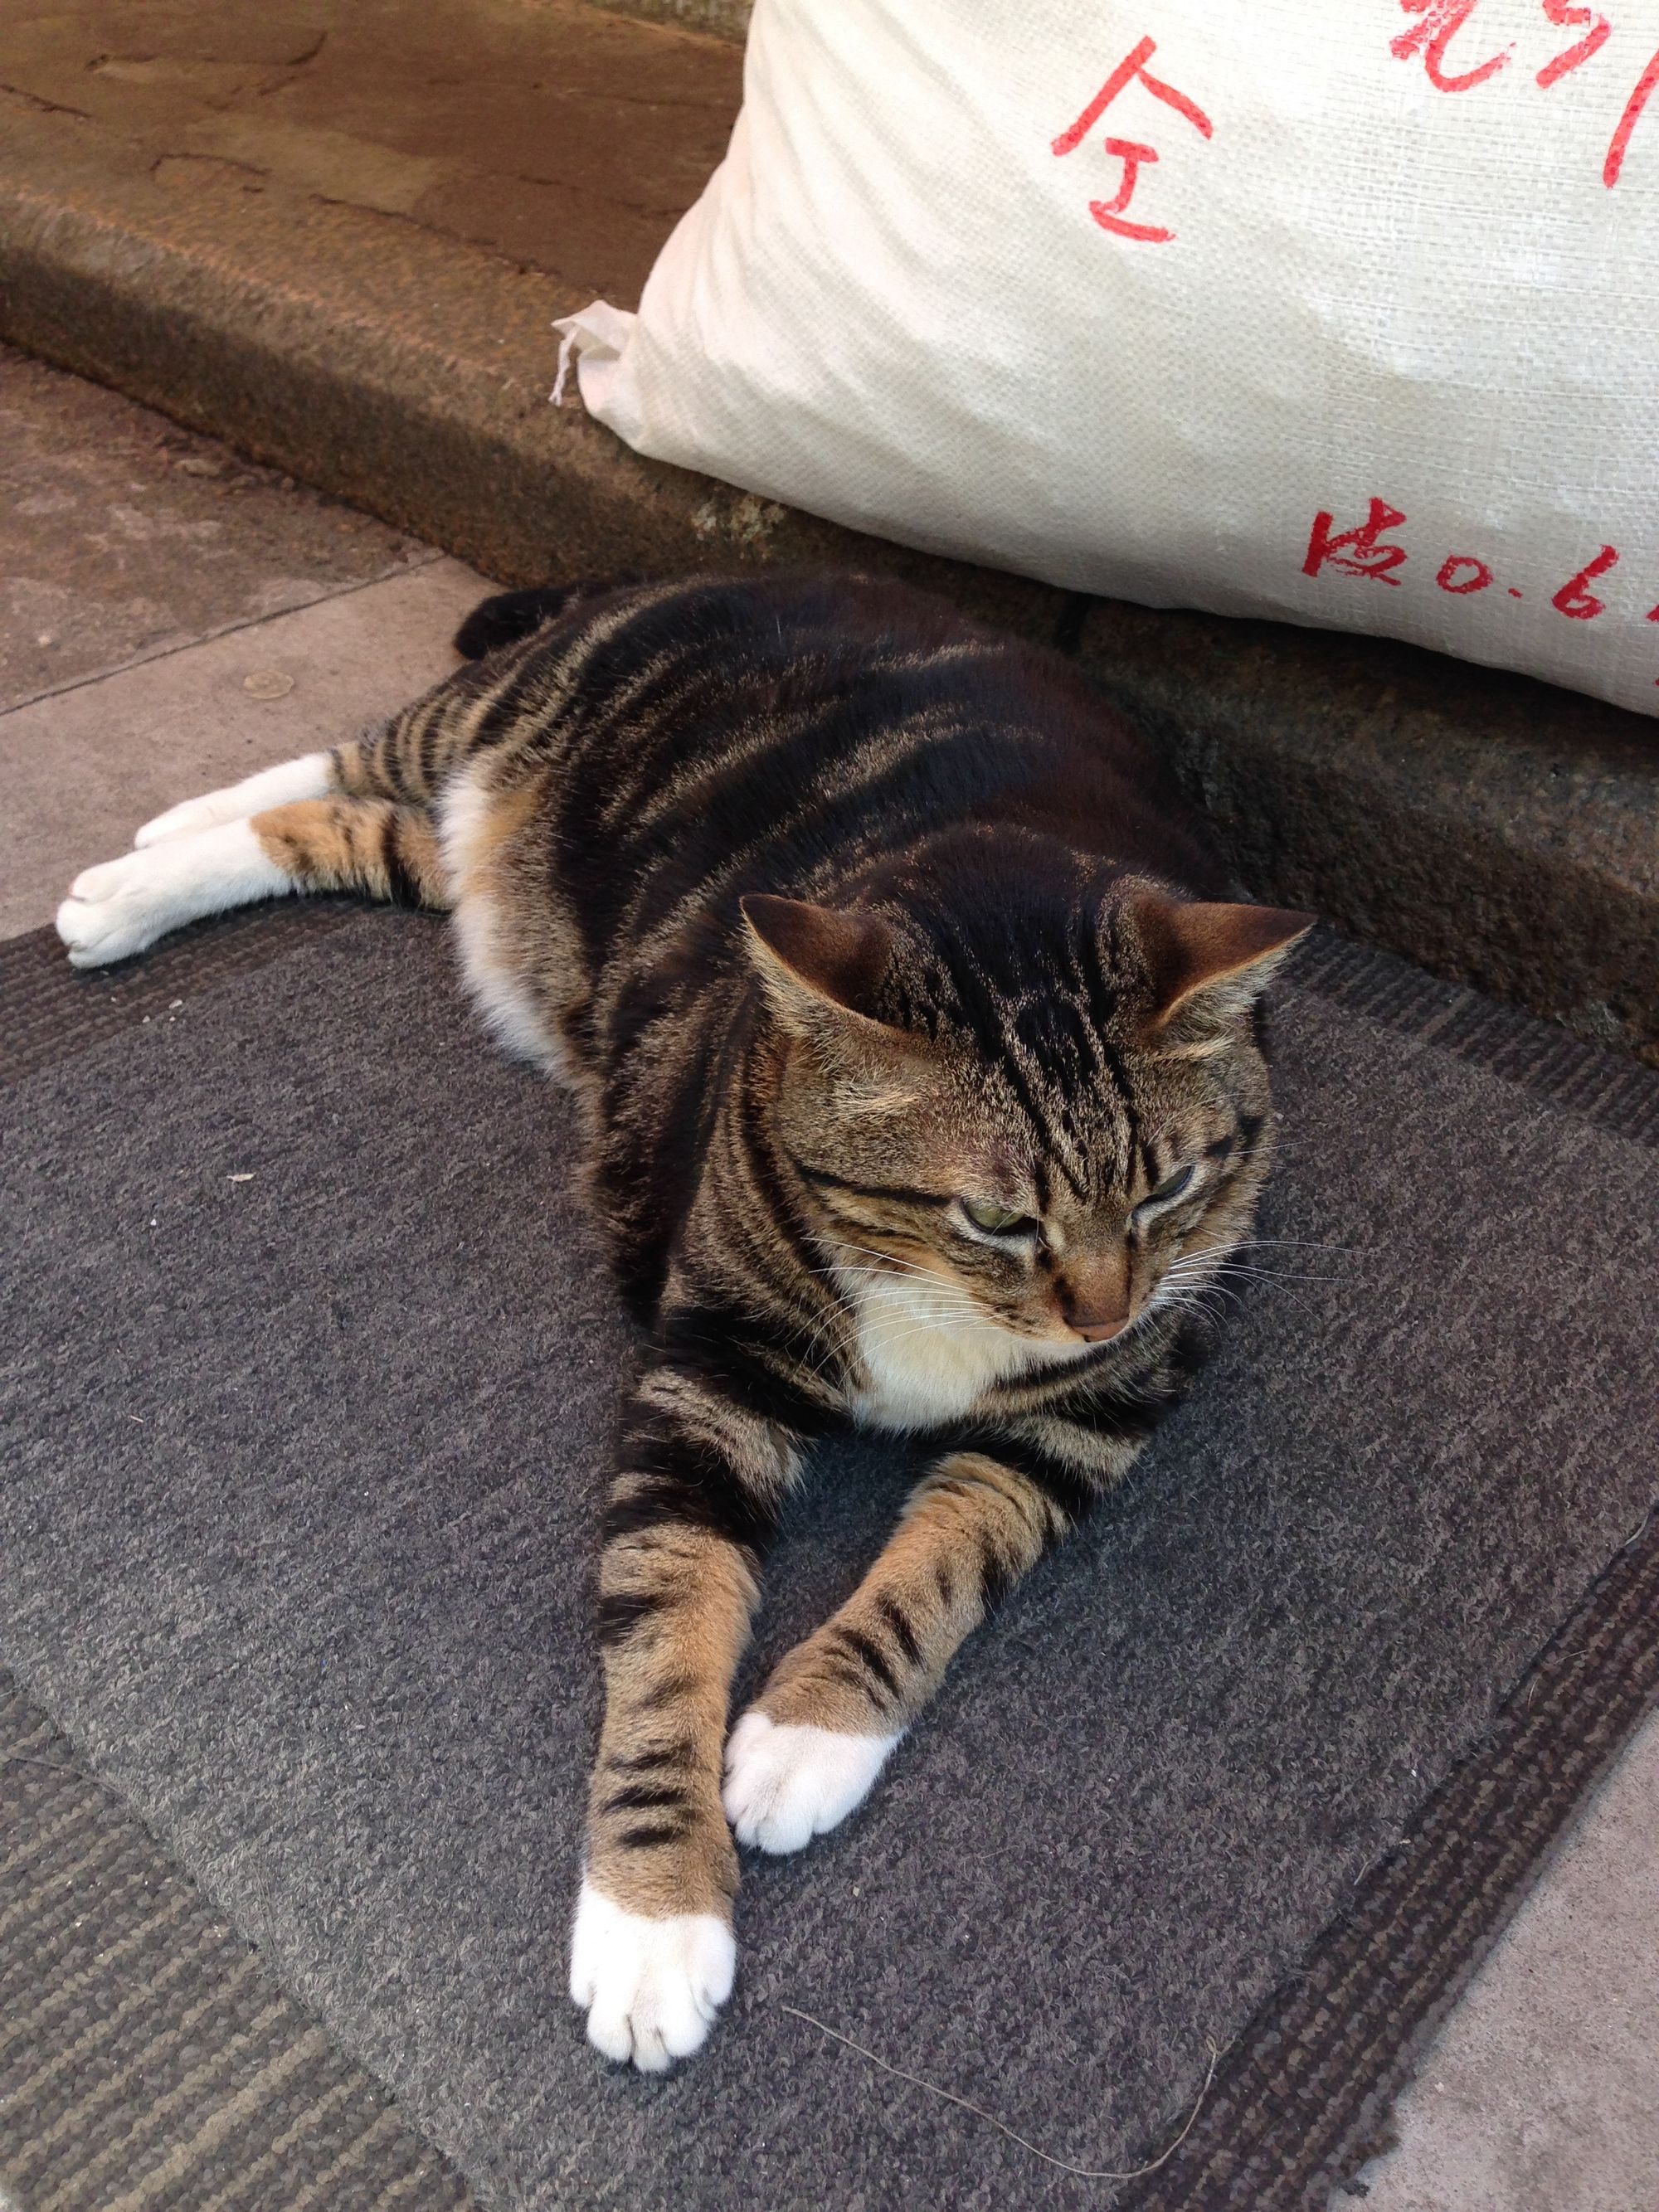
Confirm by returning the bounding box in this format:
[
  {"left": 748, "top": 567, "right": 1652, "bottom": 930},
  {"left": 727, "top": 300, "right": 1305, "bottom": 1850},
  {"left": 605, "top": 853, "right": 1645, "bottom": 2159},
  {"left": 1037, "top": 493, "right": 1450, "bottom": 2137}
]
[{"left": 2, "top": 0, "right": 1652, "bottom": 1061}]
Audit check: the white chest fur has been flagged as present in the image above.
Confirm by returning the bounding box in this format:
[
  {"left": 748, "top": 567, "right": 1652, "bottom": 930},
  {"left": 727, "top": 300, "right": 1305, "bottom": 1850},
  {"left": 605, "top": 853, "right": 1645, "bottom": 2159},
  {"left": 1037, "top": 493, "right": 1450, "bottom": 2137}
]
[{"left": 842, "top": 1270, "right": 1086, "bottom": 1432}]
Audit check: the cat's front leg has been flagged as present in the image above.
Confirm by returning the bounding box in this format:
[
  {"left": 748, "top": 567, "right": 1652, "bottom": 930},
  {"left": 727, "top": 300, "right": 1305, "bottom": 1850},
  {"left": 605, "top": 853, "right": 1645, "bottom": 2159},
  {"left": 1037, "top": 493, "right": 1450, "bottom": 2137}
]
[
  {"left": 723, "top": 1424, "right": 1129, "bottom": 1854},
  {"left": 571, "top": 1359, "right": 798, "bottom": 2071}
]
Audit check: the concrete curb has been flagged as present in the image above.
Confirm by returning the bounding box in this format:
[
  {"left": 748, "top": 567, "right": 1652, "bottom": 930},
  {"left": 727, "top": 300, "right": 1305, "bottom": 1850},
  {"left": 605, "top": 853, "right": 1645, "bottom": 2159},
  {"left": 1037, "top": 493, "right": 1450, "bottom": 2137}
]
[
  {"left": 2, "top": 90, "right": 1653, "bottom": 1060},
  {"left": 586, "top": 0, "right": 750, "bottom": 39}
]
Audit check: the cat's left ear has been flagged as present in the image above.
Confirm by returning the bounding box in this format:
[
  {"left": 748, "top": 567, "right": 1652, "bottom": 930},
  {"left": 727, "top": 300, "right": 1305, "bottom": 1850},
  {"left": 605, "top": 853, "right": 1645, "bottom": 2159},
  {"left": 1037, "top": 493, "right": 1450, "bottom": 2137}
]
[
  {"left": 1131, "top": 892, "right": 1316, "bottom": 1031},
  {"left": 739, "top": 894, "right": 898, "bottom": 1035}
]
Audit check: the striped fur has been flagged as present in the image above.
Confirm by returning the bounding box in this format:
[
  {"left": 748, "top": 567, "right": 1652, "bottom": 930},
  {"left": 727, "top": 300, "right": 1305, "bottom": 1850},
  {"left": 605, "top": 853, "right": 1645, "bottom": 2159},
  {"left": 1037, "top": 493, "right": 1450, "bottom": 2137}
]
[{"left": 56, "top": 571, "right": 1311, "bottom": 2071}]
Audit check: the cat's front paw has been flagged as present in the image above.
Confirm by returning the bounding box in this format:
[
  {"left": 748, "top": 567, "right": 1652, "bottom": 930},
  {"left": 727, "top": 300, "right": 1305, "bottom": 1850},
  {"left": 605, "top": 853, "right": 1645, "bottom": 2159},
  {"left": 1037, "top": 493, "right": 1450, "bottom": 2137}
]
[
  {"left": 722, "top": 1710, "right": 899, "bottom": 1855},
  {"left": 568, "top": 1880, "right": 735, "bottom": 2073}
]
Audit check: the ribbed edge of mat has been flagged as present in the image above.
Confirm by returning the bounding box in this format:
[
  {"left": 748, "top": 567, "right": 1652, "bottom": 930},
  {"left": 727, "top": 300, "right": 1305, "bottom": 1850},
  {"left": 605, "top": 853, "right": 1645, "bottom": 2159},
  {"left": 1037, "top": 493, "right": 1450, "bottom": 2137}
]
[
  {"left": 0, "top": 902, "right": 361, "bottom": 1090},
  {"left": 0, "top": 1676, "right": 479, "bottom": 2212},
  {"left": 1287, "top": 929, "right": 1659, "bottom": 1146}
]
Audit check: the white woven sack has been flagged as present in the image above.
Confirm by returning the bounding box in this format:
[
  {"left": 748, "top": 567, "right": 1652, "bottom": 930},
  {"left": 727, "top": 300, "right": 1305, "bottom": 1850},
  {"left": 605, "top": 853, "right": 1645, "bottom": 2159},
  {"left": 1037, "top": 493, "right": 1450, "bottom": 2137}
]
[{"left": 557, "top": 0, "right": 1659, "bottom": 718}]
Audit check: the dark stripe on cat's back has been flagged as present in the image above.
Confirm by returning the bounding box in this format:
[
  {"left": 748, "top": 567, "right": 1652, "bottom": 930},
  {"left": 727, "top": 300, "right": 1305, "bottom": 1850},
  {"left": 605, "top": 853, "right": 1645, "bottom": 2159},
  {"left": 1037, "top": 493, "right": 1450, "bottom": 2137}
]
[
  {"left": 542, "top": 591, "right": 1052, "bottom": 970},
  {"left": 591, "top": 717, "right": 1000, "bottom": 974}
]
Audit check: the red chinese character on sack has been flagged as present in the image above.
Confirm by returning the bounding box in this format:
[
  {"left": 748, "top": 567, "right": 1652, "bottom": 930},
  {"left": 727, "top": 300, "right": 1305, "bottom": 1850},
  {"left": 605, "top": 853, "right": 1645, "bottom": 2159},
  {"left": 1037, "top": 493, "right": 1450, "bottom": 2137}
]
[
  {"left": 1303, "top": 499, "right": 1410, "bottom": 586},
  {"left": 1536, "top": 0, "right": 1611, "bottom": 87},
  {"left": 1391, "top": 0, "right": 1512, "bottom": 91},
  {"left": 1052, "top": 37, "right": 1214, "bottom": 244},
  {"left": 1607, "top": 46, "right": 1659, "bottom": 182}
]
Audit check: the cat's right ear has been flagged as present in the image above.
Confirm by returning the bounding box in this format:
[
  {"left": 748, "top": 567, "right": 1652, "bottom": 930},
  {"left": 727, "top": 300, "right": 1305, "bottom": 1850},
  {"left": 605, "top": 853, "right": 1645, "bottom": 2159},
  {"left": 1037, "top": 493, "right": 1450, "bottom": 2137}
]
[
  {"left": 739, "top": 895, "right": 900, "bottom": 1039},
  {"left": 1130, "top": 891, "right": 1316, "bottom": 1033}
]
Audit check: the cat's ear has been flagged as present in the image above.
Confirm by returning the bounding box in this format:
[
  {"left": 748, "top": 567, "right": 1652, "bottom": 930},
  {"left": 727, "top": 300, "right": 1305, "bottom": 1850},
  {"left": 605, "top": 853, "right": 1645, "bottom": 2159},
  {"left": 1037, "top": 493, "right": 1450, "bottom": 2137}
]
[
  {"left": 1131, "top": 892, "right": 1315, "bottom": 1031},
  {"left": 739, "top": 895, "right": 898, "bottom": 1034}
]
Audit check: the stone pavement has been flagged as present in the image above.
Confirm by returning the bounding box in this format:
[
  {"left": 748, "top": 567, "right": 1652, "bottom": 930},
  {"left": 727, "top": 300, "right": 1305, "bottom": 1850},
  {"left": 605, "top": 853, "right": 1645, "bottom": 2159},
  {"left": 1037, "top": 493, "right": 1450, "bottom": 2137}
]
[
  {"left": 2, "top": 0, "right": 740, "bottom": 300},
  {"left": 0, "top": 343, "right": 487, "bottom": 921},
  {"left": 6, "top": 338, "right": 1659, "bottom": 2212},
  {"left": 1, "top": 1, "right": 1655, "bottom": 1065}
]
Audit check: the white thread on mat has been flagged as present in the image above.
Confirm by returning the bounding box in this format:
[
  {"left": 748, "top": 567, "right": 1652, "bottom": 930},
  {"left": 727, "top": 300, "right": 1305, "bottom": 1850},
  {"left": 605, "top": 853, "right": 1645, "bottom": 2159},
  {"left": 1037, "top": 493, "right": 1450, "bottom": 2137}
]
[{"left": 780, "top": 2002, "right": 1221, "bottom": 2180}]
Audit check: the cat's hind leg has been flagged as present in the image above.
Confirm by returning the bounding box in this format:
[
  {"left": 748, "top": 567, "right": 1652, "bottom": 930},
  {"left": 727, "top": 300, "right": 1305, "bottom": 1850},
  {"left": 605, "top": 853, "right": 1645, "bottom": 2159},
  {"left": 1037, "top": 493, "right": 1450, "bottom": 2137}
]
[
  {"left": 57, "top": 797, "right": 448, "bottom": 967},
  {"left": 132, "top": 656, "right": 523, "bottom": 850},
  {"left": 133, "top": 752, "right": 337, "bottom": 847}
]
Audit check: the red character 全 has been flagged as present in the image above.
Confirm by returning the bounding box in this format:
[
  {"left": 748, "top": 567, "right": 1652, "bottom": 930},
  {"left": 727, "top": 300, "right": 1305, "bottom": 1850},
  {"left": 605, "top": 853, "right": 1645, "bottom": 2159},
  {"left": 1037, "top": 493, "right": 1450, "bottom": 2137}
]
[
  {"left": 1053, "top": 37, "right": 1213, "bottom": 244},
  {"left": 1391, "top": 0, "right": 1512, "bottom": 91}
]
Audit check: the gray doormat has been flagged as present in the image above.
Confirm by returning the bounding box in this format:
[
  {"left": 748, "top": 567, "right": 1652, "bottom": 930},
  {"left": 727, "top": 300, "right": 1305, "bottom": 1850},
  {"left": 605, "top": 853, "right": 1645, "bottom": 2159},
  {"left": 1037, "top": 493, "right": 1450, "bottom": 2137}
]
[{"left": 2, "top": 910, "right": 1656, "bottom": 2212}]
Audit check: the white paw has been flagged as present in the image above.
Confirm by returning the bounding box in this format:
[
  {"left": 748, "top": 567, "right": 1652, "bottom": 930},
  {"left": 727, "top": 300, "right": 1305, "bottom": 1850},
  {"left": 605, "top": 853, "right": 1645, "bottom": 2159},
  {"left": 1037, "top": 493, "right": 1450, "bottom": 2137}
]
[
  {"left": 56, "top": 823, "right": 289, "bottom": 967},
  {"left": 568, "top": 1881, "right": 735, "bottom": 2073},
  {"left": 134, "top": 752, "right": 333, "bottom": 846},
  {"left": 722, "top": 1711, "right": 900, "bottom": 1855}
]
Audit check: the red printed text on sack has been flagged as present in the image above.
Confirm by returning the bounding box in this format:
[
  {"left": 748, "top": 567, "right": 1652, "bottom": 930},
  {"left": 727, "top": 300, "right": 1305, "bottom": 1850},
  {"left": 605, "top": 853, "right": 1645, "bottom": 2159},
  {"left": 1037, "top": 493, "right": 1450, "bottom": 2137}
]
[
  {"left": 1052, "top": 38, "right": 1213, "bottom": 244},
  {"left": 1389, "top": 1, "right": 1657, "bottom": 186}
]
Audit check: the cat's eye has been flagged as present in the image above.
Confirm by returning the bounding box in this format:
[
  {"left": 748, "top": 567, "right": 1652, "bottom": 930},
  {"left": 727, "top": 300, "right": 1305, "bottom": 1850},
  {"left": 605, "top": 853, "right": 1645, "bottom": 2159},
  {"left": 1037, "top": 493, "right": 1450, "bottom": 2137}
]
[
  {"left": 961, "top": 1199, "right": 1035, "bottom": 1236},
  {"left": 1135, "top": 1164, "right": 1196, "bottom": 1216}
]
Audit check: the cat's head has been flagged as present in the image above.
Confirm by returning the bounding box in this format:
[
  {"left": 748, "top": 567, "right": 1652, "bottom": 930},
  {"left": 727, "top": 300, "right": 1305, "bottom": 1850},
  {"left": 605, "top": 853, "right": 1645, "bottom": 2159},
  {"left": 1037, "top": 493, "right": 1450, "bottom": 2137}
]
[{"left": 741, "top": 872, "right": 1311, "bottom": 1356}]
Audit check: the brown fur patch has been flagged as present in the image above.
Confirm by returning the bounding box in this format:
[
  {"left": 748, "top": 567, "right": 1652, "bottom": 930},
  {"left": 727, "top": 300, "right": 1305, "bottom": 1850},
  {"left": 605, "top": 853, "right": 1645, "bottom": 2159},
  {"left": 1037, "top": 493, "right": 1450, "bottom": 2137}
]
[{"left": 252, "top": 799, "right": 450, "bottom": 908}]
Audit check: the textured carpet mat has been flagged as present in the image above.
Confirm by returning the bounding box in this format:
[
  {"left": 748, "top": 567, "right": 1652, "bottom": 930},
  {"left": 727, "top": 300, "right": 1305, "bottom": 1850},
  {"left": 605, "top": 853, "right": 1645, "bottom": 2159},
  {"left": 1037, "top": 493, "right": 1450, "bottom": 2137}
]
[
  {"left": 2, "top": 910, "right": 1656, "bottom": 2212},
  {"left": 0, "top": 1671, "right": 479, "bottom": 2212}
]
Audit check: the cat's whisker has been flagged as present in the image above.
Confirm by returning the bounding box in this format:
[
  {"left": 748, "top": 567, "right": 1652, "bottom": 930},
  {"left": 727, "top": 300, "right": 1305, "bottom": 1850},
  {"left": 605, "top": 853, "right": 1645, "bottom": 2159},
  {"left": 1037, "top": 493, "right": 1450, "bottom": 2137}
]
[
  {"left": 849, "top": 1310, "right": 986, "bottom": 1355},
  {"left": 1229, "top": 1237, "right": 1370, "bottom": 1257},
  {"left": 1175, "top": 1259, "right": 1347, "bottom": 1286},
  {"left": 848, "top": 1282, "right": 987, "bottom": 1325},
  {"left": 832, "top": 1266, "right": 980, "bottom": 1305},
  {"left": 832, "top": 1243, "right": 965, "bottom": 1288},
  {"left": 1165, "top": 1244, "right": 1352, "bottom": 1290},
  {"left": 855, "top": 1305, "right": 1000, "bottom": 1348},
  {"left": 795, "top": 1306, "right": 854, "bottom": 1379}
]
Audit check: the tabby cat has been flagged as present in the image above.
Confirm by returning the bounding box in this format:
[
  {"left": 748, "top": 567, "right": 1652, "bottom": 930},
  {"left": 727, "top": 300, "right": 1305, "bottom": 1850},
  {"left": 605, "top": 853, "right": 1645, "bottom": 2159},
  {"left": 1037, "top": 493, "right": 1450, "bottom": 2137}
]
[{"left": 57, "top": 572, "right": 1310, "bottom": 2072}]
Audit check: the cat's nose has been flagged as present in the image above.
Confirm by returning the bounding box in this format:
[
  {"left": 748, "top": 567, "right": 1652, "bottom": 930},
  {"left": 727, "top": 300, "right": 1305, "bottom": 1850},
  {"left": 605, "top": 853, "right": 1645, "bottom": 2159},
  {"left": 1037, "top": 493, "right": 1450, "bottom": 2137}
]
[
  {"left": 1060, "top": 1248, "right": 1131, "bottom": 1340},
  {"left": 1073, "top": 1315, "right": 1127, "bottom": 1343}
]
